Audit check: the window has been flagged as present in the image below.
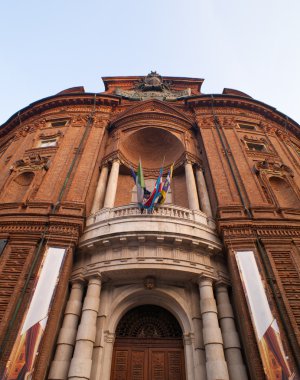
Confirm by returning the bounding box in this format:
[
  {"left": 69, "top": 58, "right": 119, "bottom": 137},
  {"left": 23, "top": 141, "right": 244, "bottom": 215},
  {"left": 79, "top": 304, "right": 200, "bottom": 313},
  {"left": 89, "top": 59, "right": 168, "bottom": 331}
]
[
  {"left": 50, "top": 120, "right": 68, "bottom": 128},
  {"left": 39, "top": 139, "right": 57, "bottom": 148},
  {"left": 0, "top": 239, "right": 7, "bottom": 256},
  {"left": 246, "top": 142, "right": 266, "bottom": 152},
  {"left": 238, "top": 123, "right": 256, "bottom": 131}
]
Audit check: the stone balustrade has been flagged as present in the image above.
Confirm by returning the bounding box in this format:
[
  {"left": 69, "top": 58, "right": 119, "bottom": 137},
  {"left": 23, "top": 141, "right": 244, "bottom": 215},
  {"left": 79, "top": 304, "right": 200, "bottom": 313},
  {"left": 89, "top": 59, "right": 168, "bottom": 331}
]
[{"left": 87, "top": 204, "right": 212, "bottom": 227}]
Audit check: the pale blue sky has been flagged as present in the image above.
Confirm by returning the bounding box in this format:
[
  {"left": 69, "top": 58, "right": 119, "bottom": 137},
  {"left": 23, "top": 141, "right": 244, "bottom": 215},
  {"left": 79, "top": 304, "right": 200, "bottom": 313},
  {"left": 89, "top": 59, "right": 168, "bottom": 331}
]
[{"left": 1, "top": 0, "right": 300, "bottom": 125}]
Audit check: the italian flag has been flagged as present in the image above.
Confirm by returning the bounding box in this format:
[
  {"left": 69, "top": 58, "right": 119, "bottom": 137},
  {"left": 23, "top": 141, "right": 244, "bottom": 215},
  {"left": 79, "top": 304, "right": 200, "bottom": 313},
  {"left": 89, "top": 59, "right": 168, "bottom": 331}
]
[{"left": 136, "top": 160, "right": 145, "bottom": 205}]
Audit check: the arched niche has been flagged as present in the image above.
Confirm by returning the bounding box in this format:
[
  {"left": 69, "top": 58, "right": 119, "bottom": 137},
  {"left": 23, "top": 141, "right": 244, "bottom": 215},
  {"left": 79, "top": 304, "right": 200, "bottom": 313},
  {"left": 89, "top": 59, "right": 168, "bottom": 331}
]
[
  {"left": 269, "top": 176, "right": 300, "bottom": 208},
  {"left": 3, "top": 171, "right": 35, "bottom": 203},
  {"left": 120, "top": 127, "right": 185, "bottom": 169}
]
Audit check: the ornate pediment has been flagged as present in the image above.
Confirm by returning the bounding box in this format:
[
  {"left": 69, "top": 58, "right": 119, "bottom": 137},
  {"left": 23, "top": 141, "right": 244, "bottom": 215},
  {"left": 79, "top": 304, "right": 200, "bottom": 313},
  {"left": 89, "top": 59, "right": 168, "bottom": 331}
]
[
  {"left": 115, "top": 71, "right": 191, "bottom": 101},
  {"left": 110, "top": 99, "right": 194, "bottom": 129}
]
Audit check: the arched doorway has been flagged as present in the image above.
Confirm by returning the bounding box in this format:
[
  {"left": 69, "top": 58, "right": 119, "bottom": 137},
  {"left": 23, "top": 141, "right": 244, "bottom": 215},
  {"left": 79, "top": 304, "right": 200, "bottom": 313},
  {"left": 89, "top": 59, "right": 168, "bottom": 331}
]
[{"left": 111, "top": 305, "right": 186, "bottom": 380}]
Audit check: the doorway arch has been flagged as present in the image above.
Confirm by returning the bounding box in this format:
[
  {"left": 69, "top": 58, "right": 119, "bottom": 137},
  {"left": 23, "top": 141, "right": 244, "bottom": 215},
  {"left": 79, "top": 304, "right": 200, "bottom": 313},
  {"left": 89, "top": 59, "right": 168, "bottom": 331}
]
[{"left": 111, "top": 305, "right": 186, "bottom": 380}]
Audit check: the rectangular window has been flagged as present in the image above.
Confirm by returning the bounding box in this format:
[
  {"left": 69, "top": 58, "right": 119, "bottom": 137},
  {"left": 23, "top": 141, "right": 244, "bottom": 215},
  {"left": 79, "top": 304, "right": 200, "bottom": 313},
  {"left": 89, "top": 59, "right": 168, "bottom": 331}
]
[
  {"left": 51, "top": 120, "right": 68, "bottom": 128},
  {"left": 0, "top": 239, "right": 7, "bottom": 256},
  {"left": 246, "top": 142, "right": 266, "bottom": 152},
  {"left": 39, "top": 139, "right": 57, "bottom": 148},
  {"left": 239, "top": 123, "right": 256, "bottom": 131}
]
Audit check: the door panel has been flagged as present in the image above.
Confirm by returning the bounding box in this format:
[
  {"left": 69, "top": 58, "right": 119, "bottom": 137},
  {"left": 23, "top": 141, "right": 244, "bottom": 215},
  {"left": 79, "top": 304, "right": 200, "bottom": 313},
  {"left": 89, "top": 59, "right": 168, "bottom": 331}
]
[
  {"left": 131, "top": 350, "right": 147, "bottom": 380},
  {"left": 111, "top": 342, "right": 185, "bottom": 380},
  {"left": 167, "top": 350, "right": 183, "bottom": 380},
  {"left": 150, "top": 350, "right": 165, "bottom": 380},
  {"left": 113, "top": 349, "right": 128, "bottom": 380}
]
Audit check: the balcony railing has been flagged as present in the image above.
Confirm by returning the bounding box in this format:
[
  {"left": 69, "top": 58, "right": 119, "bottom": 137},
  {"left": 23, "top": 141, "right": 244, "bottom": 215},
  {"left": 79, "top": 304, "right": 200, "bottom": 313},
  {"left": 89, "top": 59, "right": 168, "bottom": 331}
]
[{"left": 87, "top": 204, "right": 211, "bottom": 227}]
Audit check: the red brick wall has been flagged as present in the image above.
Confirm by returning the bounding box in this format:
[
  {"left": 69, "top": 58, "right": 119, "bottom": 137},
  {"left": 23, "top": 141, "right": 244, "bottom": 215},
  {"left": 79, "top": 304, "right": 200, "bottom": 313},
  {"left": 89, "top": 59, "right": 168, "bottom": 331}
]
[{"left": 172, "top": 173, "right": 189, "bottom": 208}]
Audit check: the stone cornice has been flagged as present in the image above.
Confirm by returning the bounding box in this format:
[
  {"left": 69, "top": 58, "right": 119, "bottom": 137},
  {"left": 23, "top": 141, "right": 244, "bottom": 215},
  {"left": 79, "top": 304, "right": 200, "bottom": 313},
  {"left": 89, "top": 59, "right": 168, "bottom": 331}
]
[
  {"left": 0, "top": 207, "right": 85, "bottom": 237},
  {"left": 0, "top": 93, "right": 121, "bottom": 138},
  {"left": 186, "top": 95, "right": 300, "bottom": 139},
  {"left": 219, "top": 222, "right": 300, "bottom": 240},
  {"left": 0, "top": 220, "right": 81, "bottom": 241}
]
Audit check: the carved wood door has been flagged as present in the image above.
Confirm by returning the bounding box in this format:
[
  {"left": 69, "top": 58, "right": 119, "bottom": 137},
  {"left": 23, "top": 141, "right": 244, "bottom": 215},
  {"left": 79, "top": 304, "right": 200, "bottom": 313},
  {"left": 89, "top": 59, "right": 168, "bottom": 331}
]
[
  {"left": 111, "top": 341, "right": 185, "bottom": 380},
  {"left": 111, "top": 305, "right": 185, "bottom": 380}
]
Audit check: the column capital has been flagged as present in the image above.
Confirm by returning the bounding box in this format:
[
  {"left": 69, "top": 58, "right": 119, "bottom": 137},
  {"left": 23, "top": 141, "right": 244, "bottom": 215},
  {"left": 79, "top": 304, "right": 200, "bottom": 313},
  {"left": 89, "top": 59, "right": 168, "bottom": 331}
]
[
  {"left": 102, "top": 154, "right": 120, "bottom": 167},
  {"left": 215, "top": 280, "right": 231, "bottom": 291},
  {"left": 183, "top": 333, "right": 194, "bottom": 345},
  {"left": 184, "top": 158, "right": 193, "bottom": 166},
  {"left": 111, "top": 157, "right": 120, "bottom": 164},
  {"left": 69, "top": 280, "right": 85, "bottom": 291},
  {"left": 197, "top": 275, "right": 214, "bottom": 287},
  {"left": 104, "top": 331, "right": 115, "bottom": 344},
  {"left": 195, "top": 164, "right": 204, "bottom": 172},
  {"left": 70, "top": 274, "right": 86, "bottom": 285},
  {"left": 86, "top": 272, "right": 103, "bottom": 284}
]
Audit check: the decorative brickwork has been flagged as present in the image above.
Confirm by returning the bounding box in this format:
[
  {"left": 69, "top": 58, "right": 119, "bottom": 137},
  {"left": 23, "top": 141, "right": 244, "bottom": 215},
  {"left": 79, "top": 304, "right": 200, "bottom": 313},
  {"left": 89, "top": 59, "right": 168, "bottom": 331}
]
[{"left": 0, "top": 74, "right": 299, "bottom": 379}]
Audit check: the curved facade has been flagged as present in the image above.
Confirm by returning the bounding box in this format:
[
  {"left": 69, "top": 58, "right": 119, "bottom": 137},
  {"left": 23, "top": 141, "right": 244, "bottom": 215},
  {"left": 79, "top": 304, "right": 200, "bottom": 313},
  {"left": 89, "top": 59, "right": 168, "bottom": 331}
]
[{"left": 0, "top": 73, "right": 299, "bottom": 380}]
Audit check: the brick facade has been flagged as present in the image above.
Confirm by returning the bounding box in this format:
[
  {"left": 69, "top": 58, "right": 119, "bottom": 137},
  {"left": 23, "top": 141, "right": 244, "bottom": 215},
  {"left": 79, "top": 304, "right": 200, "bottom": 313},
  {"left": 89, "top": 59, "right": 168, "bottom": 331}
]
[{"left": 0, "top": 74, "right": 299, "bottom": 379}]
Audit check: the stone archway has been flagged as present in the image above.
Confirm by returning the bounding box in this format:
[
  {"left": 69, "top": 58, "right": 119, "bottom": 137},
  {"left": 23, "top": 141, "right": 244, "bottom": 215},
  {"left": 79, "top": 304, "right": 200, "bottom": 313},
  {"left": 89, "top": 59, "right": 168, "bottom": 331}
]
[{"left": 110, "top": 305, "right": 186, "bottom": 380}]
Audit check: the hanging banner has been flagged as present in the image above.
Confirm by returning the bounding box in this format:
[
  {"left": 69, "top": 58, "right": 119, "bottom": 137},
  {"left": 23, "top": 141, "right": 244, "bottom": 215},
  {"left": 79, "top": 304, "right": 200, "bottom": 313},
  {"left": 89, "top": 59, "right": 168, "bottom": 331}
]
[
  {"left": 3, "top": 247, "right": 66, "bottom": 380},
  {"left": 236, "top": 250, "right": 298, "bottom": 380}
]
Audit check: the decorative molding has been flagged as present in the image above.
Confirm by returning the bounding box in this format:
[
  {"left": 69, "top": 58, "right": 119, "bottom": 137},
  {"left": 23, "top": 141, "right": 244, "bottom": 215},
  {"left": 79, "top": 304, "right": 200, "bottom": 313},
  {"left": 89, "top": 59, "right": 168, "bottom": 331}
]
[
  {"left": 221, "top": 224, "right": 300, "bottom": 239},
  {"left": 186, "top": 96, "right": 300, "bottom": 139},
  {"left": 39, "top": 130, "right": 63, "bottom": 140},
  {"left": 144, "top": 276, "right": 156, "bottom": 290},
  {"left": 110, "top": 99, "right": 194, "bottom": 130},
  {"left": 0, "top": 95, "right": 120, "bottom": 138},
  {"left": 10, "top": 153, "right": 49, "bottom": 173},
  {"left": 254, "top": 160, "right": 294, "bottom": 177}
]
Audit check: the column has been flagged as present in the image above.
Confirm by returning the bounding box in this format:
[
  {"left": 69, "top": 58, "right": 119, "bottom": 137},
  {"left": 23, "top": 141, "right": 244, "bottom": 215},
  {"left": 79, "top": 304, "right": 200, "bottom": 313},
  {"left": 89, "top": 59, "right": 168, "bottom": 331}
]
[
  {"left": 215, "top": 284, "right": 248, "bottom": 380},
  {"left": 100, "top": 332, "right": 115, "bottom": 380},
  {"left": 192, "top": 317, "right": 207, "bottom": 380},
  {"left": 48, "top": 281, "right": 84, "bottom": 380},
  {"left": 68, "top": 276, "right": 101, "bottom": 380},
  {"left": 195, "top": 167, "right": 213, "bottom": 218},
  {"left": 103, "top": 159, "right": 120, "bottom": 208},
  {"left": 91, "top": 165, "right": 109, "bottom": 213},
  {"left": 198, "top": 277, "right": 229, "bottom": 380},
  {"left": 185, "top": 160, "right": 200, "bottom": 210},
  {"left": 183, "top": 334, "right": 195, "bottom": 380}
]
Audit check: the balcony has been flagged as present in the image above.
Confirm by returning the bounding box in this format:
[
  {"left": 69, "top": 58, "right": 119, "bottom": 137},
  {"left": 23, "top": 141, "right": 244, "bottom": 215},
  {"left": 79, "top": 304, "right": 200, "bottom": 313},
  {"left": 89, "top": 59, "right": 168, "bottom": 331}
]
[
  {"left": 75, "top": 205, "right": 223, "bottom": 280},
  {"left": 81, "top": 204, "right": 220, "bottom": 250}
]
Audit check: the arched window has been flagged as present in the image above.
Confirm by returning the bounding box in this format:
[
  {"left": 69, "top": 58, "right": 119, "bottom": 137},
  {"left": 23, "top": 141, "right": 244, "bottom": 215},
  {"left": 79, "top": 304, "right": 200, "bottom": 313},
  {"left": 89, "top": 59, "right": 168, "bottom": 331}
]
[
  {"left": 269, "top": 176, "right": 300, "bottom": 208},
  {"left": 4, "top": 172, "right": 35, "bottom": 203}
]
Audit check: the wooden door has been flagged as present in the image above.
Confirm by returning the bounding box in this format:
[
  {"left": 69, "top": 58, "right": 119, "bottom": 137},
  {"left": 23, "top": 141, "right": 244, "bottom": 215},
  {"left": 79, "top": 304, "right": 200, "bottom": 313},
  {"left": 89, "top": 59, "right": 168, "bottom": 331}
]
[
  {"left": 111, "top": 339, "right": 185, "bottom": 380},
  {"left": 111, "top": 305, "right": 185, "bottom": 380}
]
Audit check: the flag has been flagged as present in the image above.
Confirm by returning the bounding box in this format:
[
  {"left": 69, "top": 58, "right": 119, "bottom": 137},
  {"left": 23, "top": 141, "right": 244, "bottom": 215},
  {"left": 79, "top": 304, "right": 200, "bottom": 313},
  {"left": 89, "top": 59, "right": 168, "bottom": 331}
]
[
  {"left": 130, "top": 166, "right": 136, "bottom": 184},
  {"left": 147, "top": 167, "right": 163, "bottom": 211},
  {"left": 143, "top": 186, "right": 158, "bottom": 209},
  {"left": 136, "top": 160, "right": 145, "bottom": 206},
  {"left": 157, "top": 163, "right": 174, "bottom": 205},
  {"left": 131, "top": 165, "right": 151, "bottom": 208}
]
